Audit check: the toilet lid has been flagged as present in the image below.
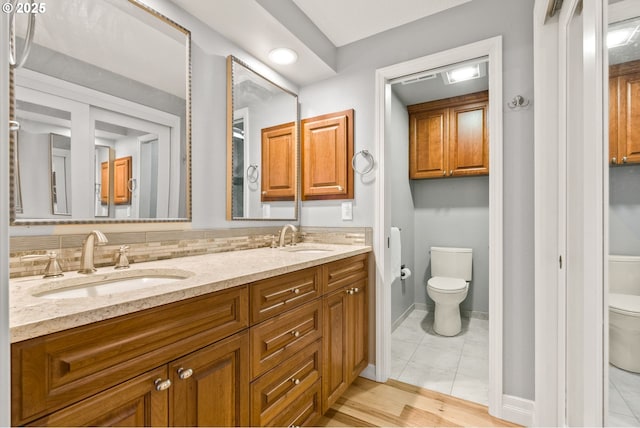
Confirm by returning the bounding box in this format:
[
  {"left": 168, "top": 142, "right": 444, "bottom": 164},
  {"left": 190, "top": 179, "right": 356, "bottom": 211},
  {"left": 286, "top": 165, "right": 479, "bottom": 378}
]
[
  {"left": 427, "top": 276, "right": 467, "bottom": 292},
  {"left": 610, "top": 293, "right": 640, "bottom": 316}
]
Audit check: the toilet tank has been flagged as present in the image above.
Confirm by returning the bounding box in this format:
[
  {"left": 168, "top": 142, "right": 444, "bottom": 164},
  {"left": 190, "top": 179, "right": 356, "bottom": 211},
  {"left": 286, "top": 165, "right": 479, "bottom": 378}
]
[
  {"left": 430, "top": 247, "right": 472, "bottom": 280},
  {"left": 609, "top": 255, "right": 640, "bottom": 295}
]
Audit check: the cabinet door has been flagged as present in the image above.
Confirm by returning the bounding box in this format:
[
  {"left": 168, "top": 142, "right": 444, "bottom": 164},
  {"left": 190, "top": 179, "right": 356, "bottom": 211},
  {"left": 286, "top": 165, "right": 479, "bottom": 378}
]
[
  {"left": 610, "top": 77, "right": 620, "bottom": 164},
  {"left": 262, "top": 122, "right": 296, "bottom": 201},
  {"left": 448, "top": 101, "right": 489, "bottom": 176},
  {"left": 346, "top": 279, "right": 368, "bottom": 382},
  {"left": 169, "top": 331, "right": 249, "bottom": 427},
  {"left": 301, "top": 109, "right": 354, "bottom": 200},
  {"left": 113, "top": 156, "right": 132, "bottom": 205},
  {"left": 322, "top": 288, "right": 349, "bottom": 412},
  {"left": 617, "top": 71, "right": 640, "bottom": 164},
  {"left": 409, "top": 108, "right": 448, "bottom": 179},
  {"left": 27, "top": 366, "right": 169, "bottom": 427}
]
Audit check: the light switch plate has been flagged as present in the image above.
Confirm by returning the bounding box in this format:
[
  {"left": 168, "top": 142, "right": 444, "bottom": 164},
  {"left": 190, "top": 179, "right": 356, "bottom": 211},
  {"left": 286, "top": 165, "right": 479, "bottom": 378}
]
[{"left": 341, "top": 201, "right": 353, "bottom": 220}]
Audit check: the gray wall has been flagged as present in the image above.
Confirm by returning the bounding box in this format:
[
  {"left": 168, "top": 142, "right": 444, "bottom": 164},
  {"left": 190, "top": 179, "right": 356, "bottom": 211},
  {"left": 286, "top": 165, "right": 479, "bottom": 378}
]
[
  {"left": 413, "top": 177, "right": 490, "bottom": 314},
  {"left": 299, "top": 0, "right": 535, "bottom": 400},
  {"left": 610, "top": 165, "right": 640, "bottom": 255},
  {"left": 389, "top": 90, "right": 415, "bottom": 325}
]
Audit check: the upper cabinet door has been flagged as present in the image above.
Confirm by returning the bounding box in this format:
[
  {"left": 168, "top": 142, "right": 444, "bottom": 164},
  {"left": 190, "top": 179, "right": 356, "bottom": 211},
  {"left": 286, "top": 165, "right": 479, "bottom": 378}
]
[
  {"left": 448, "top": 100, "right": 489, "bottom": 177},
  {"left": 409, "top": 108, "right": 449, "bottom": 179},
  {"left": 302, "top": 109, "right": 354, "bottom": 200},
  {"left": 615, "top": 64, "right": 640, "bottom": 164},
  {"left": 113, "top": 156, "right": 132, "bottom": 205},
  {"left": 262, "top": 122, "right": 296, "bottom": 201}
]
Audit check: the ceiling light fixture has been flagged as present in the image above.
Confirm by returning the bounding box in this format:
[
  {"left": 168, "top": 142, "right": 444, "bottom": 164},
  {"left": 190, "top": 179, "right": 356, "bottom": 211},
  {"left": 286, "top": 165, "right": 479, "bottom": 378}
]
[
  {"left": 268, "top": 48, "right": 298, "bottom": 65},
  {"left": 445, "top": 64, "right": 480, "bottom": 84},
  {"left": 608, "top": 26, "right": 638, "bottom": 48}
]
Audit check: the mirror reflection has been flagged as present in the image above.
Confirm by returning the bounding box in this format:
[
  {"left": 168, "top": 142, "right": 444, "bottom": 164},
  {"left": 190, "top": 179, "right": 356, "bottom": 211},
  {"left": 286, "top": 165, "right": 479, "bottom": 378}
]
[
  {"left": 10, "top": 0, "right": 190, "bottom": 224},
  {"left": 607, "top": 1, "right": 640, "bottom": 426},
  {"left": 227, "top": 56, "right": 298, "bottom": 220}
]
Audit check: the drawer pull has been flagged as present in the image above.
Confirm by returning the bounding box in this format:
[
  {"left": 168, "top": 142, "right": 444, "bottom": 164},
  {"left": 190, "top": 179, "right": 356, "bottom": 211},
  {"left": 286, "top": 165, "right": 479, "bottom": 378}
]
[
  {"left": 346, "top": 289, "right": 354, "bottom": 295},
  {"left": 291, "top": 378, "right": 301, "bottom": 385},
  {"left": 352, "top": 287, "right": 360, "bottom": 293},
  {"left": 292, "top": 288, "right": 300, "bottom": 294},
  {"left": 291, "top": 330, "right": 300, "bottom": 337},
  {"left": 154, "top": 378, "right": 172, "bottom": 391},
  {"left": 177, "top": 367, "right": 193, "bottom": 380}
]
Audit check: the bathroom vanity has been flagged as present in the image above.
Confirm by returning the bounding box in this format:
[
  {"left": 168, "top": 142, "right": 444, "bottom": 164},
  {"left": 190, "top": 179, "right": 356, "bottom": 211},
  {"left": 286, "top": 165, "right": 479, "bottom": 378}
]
[{"left": 9, "top": 245, "right": 370, "bottom": 427}]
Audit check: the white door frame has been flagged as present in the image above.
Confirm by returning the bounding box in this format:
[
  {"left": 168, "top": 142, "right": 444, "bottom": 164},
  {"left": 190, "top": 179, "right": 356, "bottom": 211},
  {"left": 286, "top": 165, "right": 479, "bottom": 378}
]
[{"left": 373, "top": 36, "right": 504, "bottom": 417}]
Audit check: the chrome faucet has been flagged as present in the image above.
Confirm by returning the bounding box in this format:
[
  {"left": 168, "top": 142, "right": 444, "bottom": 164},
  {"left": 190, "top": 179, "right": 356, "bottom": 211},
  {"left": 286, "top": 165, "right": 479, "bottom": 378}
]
[
  {"left": 278, "top": 224, "right": 298, "bottom": 247},
  {"left": 79, "top": 230, "right": 108, "bottom": 274}
]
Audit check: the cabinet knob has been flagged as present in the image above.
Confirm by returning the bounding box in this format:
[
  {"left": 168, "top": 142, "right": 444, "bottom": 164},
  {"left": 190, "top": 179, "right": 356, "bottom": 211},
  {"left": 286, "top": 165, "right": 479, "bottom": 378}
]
[
  {"left": 612, "top": 157, "right": 617, "bottom": 164},
  {"left": 292, "top": 288, "right": 300, "bottom": 294},
  {"left": 345, "top": 289, "right": 354, "bottom": 295},
  {"left": 623, "top": 156, "right": 628, "bottom": 163},
  {"left": 177, "top": 367, "right": 193, "bottom": 380},
  {"left": 450, "top": 170, "right": 453, "bottom": 176},
  {"left": 291, "top": 378, "right": 301, "bottom": 385},
  {"left": 352, "top": 287, "right": 360, "bottom": 294},
  {"left": 442, "top": 171, "right": 446, "bottom": 176},
  {"left": 291, "top": 330, "right": 300, "bottom": 337},
  {"left": 154, "top": 378, "right": 172, "bottom": 391},
  {"left": 262, "top": 191, "right": 267, "bottom": 195}
]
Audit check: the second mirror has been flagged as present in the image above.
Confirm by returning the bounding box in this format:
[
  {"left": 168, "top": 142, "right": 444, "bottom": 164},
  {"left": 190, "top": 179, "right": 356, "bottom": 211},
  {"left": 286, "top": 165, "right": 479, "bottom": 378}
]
[{"left": 226, "top": 56, "right": 299, "bottom": 220}]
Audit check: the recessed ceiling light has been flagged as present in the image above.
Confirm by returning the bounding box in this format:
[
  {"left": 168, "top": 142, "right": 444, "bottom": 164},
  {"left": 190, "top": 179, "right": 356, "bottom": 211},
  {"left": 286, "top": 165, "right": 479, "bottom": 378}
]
[
  {"left": 608, "top": 26, "right": 638, "bottom": 48},
  {"left": 268, "top": 48, "right": 298, "bottom": 65}
]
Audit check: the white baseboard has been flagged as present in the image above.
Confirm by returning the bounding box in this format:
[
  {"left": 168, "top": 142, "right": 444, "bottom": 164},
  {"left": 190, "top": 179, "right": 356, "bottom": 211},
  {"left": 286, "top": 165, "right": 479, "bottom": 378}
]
[
  {"left": 414, "top": 302, "right": 428, "bottom": 311},
  {"left": 360, "top": 364, "right": 376, "bottom": 381},
  {"left": 392, "top": 304, "right": 415, "bottom": 331},
  {"left": 501, "top": 394, "right": 535, "bottom": 427}
]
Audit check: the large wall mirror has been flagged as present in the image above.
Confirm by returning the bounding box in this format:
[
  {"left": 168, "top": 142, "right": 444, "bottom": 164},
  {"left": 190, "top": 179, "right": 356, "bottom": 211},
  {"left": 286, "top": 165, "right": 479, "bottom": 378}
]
[
  {"left": 9, "top": 0, "right": 191, "bottom": 224},
  {"left": 226, "top": 56, "right": 299, "bottom": 221}
]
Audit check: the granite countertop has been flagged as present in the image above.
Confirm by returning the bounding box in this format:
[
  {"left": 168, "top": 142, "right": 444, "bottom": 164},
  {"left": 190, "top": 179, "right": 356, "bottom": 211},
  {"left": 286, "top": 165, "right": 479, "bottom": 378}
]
[{"left": 10, "top": 243, "right": 372, "bottom": 343}]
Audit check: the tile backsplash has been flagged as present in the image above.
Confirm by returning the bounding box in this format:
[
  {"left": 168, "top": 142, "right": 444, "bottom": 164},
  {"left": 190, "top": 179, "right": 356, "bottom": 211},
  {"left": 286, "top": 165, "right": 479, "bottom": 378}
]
[{"left": 10, "top": 227, "right": 372, "bottom": 278}]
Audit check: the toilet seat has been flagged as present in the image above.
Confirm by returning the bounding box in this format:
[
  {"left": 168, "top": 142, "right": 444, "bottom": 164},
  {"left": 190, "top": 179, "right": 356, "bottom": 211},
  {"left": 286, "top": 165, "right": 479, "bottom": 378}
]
[
  {"left": 427, "top": 276, "right": 467, "bottom": 293},
  {"left": 610, "top": 293, "right": 640, "bottom": 317}
]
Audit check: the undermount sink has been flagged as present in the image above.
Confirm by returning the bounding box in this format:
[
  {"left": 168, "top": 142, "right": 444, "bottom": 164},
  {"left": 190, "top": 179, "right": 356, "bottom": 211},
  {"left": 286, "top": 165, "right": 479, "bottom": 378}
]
[
  {"left": 281, "top": 247, "right": 333, "bottom": 254},
  {"left": 33, "top": 269, "right": 194, "bottom": 299}
]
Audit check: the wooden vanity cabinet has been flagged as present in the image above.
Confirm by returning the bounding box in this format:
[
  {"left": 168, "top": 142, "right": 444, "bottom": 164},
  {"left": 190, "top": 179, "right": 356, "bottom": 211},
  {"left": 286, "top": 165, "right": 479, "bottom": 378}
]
[
  {"left": 610, "top": 60, "right": 640, "bottom": 165},
  {"left": 261, "top": 122, "right": 296, "bottom": 201},
  {"left": 409, "top": 91, "right": 488, "bottom": 179},
  {"left": 301, "top": 109, "right": 354, "bottom": 200},
  {"left": 113, "top": 156, "right": 132, "bottom": 205},
  {"left": 12, "top": 253, "right": 370, "bottom": 427}
]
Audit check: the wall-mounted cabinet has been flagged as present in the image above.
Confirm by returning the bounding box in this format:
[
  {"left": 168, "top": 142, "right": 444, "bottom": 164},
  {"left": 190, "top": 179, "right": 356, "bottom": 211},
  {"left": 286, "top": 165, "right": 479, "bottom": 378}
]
[
  {"left": 261, "top": 122, "right": 296, "bottom": 201},
  {"left": 610, "top": 60, "right": 640, "bottom": 165},
  {"left": 301, "top": 109, "right": 354, "bottom": 200},
  {"left": 408, "top": 91, "right": 489, "bottom": 179}
]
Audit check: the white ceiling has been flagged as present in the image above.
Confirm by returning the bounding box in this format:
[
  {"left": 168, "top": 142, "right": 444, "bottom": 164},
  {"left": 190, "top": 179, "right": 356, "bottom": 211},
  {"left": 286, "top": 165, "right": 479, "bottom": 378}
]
[
  {"left": 171, "top": 0, "right": 472, "bottom": 87},
  {"left": 292, "top": 0, "right": 472, "bottom": 47}
]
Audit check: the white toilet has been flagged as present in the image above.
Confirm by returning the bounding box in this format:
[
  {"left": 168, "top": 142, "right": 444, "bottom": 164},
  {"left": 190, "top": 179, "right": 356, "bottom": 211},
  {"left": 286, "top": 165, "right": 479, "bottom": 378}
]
[
  {"left": 427, "top": 246, "right": 472, "bottom": 336},
  {"left": 609, "top": 255, "right": 640, "bottom": 373}
]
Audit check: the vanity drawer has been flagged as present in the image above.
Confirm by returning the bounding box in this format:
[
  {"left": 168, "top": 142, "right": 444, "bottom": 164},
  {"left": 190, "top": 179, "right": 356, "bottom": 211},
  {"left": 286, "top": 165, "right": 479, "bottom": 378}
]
[
  {"left": 250, "top": 267, "right": 321, "bottom": 324},
  {"left": 265, "top": 379, "right": 322, "bottom": 427},
  {"left": 324, "top": 253, "right": 368, "bottom": 294},
  {"left": 250, "top": 299, "right": 322, "bottom": 379},
  {"left": 250, "top": 339, "right": 322, "bottom": 426},
  {"left": 11, "top": 286, "right": 248, "bottom": 425}
]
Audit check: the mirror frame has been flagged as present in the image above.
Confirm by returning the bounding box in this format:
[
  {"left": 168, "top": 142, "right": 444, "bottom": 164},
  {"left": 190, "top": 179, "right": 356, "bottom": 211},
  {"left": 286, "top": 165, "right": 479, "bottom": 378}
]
[
  {"left": 226, "top": 55, "right": 299, "bottom": 221},
  {"left": 8, "top": 0, "right": 192, "bottom": 225}
]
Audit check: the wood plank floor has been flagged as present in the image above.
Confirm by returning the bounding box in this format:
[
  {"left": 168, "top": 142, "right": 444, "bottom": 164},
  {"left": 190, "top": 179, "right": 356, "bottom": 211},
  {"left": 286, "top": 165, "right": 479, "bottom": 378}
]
[{"left": 317, "top": 377, "right": 520, "bottom": 427}]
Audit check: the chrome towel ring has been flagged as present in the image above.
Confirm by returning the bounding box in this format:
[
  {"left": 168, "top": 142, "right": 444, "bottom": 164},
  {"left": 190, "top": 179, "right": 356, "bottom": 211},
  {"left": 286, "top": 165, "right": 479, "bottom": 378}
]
[
  {"left": 351, "top": 150, "right": 374, "bottom": 175},
  {"left": 247, "top": 164, "right": 259, "bottom": 183}
]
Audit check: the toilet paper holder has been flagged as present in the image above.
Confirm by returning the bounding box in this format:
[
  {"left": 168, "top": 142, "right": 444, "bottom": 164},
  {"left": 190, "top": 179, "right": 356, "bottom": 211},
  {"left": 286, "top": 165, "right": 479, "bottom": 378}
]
[{"left": 400, "top": 264, "right": 412, "bottom": 280}]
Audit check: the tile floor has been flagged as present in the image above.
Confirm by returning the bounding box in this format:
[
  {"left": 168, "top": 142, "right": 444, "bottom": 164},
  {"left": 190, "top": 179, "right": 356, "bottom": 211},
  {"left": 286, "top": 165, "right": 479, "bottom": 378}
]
[
  {"left": 390, "top": 308, "right": 489, "bottom": 405},
  {"left": 609, "top": 365, "right": 640, "bottom": 427}
]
